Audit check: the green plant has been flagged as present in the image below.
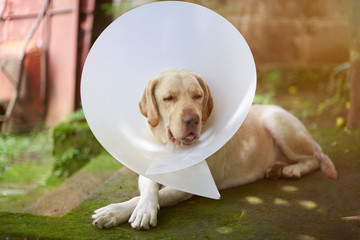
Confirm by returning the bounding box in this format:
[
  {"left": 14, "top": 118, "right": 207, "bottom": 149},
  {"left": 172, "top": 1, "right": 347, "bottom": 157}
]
[
  {"left": 49, "top": 109, "right": 104, "bottom": 180},
  {"left": 317, "top": 62, "right": 350, "bottom": 116}
]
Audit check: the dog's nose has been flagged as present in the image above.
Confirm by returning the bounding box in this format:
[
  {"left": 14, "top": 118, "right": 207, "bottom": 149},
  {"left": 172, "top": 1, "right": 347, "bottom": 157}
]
[{"left": 183, "top": 114, "right": 200, "bottom": 130}]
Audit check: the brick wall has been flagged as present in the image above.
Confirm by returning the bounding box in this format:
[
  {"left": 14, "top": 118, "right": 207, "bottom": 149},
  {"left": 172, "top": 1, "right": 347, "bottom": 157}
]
[{"left": 191, "top": 0, "right": 350, "bottom": 68}]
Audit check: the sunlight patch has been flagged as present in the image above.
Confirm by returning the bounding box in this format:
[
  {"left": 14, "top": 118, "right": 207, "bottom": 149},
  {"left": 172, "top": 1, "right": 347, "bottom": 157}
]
[
  {"left": 245, "top": 196, "right": 263, "bottom": 205},
  {"left": 274, "top": 198, "right": 290, "bottom": 206},
  {"left": 342, "top": 215, "right": 360, "bottom": 221},
  {"left": 298, "top": 200, "right": 317, "bottom": 210},
  {"left": 297, "top": 234, "right": 317, "bottom": 240},
  {"left": 281, "top": 185, "right": 298, "bottom": 192}
]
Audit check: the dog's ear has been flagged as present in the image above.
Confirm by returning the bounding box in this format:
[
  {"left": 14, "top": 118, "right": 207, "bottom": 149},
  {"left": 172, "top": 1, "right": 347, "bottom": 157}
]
[
  {"left": 194, "top": 74, "right": 214, "bottom": 123},
  {"left": 139, "top": 79, "right": 159, "bottom": 128}
]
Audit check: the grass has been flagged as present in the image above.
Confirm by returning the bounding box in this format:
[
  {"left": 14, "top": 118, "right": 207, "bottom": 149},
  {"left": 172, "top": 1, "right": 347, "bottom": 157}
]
[
  {"left": 0, "top": 129, "right": 52, "bottom": 175},
  {"left": 1, "top": 163, "right": 50, "bottom": 184}
]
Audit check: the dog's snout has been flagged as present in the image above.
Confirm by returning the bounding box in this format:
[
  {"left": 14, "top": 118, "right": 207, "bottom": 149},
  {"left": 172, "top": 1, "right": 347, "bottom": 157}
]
[{"left": 183, "top": 113, "right": 200, "bottom": 129}]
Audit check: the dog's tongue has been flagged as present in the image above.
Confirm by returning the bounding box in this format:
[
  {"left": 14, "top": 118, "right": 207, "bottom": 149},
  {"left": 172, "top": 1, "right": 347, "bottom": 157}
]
[{"left": 185, "top": 133, "right": 195, "bottom": 141}]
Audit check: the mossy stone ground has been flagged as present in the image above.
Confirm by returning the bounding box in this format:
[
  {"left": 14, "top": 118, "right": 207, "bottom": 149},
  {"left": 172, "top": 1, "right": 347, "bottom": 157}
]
[
  {"left": 1, "top": 128, "right": 359, "bottom": 240},
  {"left": 1, "top": 66, "right": 358, "bottom": 239}
]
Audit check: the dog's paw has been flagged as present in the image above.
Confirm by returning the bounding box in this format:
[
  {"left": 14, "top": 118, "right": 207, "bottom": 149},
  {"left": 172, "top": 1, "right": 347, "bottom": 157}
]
[
  {"left": 265, "top": 162, "right": 286, "bottom": 179},
  {"left": 282, "top": 165, "right": 301, "bottom": 178},
  {"left": 92, "top": 203, "right": 133, "bottom": 229},
  {"left": 128, "top": 199, "right": 159, "bottom": 230}
]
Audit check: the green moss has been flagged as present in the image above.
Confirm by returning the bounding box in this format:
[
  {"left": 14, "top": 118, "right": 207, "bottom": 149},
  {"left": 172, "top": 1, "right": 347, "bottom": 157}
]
[
  {"left": 0, "top": 128, "right": 359, "bottom": 239},
  {"left": 84, "top": 153, "right": 122, "bottom": 172}
]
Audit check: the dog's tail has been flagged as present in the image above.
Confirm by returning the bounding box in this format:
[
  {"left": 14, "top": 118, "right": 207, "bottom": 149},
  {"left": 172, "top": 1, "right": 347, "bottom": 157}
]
[{"left": 314, "top": 143, "right": 338, "bottom": 179}]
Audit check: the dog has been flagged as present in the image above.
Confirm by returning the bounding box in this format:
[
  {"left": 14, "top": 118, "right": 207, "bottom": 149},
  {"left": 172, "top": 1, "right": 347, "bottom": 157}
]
[{"left": 92, "top": 68, "right": 338, "bottom": 230}]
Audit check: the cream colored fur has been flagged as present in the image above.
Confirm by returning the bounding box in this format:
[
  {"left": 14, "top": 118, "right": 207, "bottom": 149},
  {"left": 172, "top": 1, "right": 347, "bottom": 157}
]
[{"left": 92, "top": 68, "right": 338, "bottom": 230}]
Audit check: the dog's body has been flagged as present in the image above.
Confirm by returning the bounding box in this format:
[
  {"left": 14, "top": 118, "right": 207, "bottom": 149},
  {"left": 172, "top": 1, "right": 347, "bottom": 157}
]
[{"left": 92, "top": 68, "right": 337, "bottom": 230}]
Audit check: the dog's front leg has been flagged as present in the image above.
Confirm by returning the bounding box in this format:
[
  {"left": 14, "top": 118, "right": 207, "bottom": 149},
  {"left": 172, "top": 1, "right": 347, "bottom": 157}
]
[
  {"left": 128, "top": 177, "right": 193, "bottom": 230},
  {"left": 92, "top": 175, "right": 159, "bottom": 230},
  {"left": 92, "top": 175, "right": 193, "bottom": 230},
  {"left": 92, "top": 196, "right": 139, "bottom": 229},
  {"left": 128, "top": 175, "right": 160, "bottom": 230}
]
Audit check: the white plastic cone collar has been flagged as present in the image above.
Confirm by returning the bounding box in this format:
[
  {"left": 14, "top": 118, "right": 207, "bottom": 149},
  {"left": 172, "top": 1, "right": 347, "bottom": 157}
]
[{"left": 81, "top": 1, "right": 256, "bottom": 199}]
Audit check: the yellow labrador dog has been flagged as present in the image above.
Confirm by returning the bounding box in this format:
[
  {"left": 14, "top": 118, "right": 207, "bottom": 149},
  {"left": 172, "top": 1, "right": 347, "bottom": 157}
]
[{"left": 92, "top": 68, "right": 338, "bottom": 230}]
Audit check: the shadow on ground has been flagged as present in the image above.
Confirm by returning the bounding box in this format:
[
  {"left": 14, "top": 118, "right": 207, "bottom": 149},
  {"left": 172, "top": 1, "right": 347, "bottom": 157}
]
[{"left": 1, "top": 128, "right": 359, "bottom": 240}]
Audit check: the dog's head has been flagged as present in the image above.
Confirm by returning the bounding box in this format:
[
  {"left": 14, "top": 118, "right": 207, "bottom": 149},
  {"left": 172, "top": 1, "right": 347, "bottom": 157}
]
[{"left": 139, "top": 68, "right": 213, "bottom": 146}]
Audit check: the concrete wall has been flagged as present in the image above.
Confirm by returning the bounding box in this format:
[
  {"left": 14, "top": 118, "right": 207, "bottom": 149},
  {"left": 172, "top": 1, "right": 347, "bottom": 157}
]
[{"left": 191, "top": 0, "right": 350, "bottom": 68}]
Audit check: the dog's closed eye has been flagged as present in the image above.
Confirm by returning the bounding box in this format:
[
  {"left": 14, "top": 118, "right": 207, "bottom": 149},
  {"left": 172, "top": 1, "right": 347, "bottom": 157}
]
[
  {"left": 193, "top": 94, "right": 203, "bottom": 100},
  {"left": 163, "top": 95, "right": 176, "bottom": 102}
]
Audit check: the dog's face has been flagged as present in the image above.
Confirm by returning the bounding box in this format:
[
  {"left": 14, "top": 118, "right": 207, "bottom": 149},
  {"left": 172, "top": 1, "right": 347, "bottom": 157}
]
[{"left": 139, "top": 68, "right": 213, "bottom": 146}]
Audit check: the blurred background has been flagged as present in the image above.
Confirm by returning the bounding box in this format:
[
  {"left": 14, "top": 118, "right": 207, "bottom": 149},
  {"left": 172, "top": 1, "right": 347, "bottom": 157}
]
[
  {"left": 0, "top": 0, "right": 359, "bottom": 217},
  {"left": 0, "top": 0, "right": 356, "bottom": 131}
]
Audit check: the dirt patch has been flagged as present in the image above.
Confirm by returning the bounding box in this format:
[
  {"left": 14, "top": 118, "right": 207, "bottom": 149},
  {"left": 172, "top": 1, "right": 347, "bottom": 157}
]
[
  {"left": 24, "top": 153, "right": 121, "bottom": 216},
  {"left": 24, "top": 168, "right": 117, "bottom": 216}
]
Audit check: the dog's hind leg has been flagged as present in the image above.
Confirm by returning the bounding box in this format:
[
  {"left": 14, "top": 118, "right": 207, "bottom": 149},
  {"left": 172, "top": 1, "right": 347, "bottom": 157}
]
[
  {"left": 262, "top": 105, "right": 337, "bottom": 179},
  {"left": 265, "top": 161, "right": 288, "bottom": 179}
]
